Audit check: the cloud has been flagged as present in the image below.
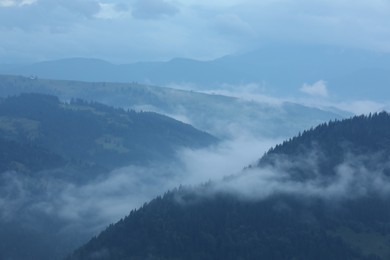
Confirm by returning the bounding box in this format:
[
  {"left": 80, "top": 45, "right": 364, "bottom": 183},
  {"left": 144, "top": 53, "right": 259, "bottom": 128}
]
[
  {"left": 1, "top": 108, "right": 388, "bottom": 257},
  {"left": 0, "top": 0, "right": 101, "bottom": 31},
  {"left": 199, "top": 83, "right": 285, "bottom": 106},
  {"left": 197, "top": 82, "right": 387, "bottom": 119},
  {"left": 0, "top": 133, "right": 278, "bottom": 227},
  {"left": 290, "top": 95, "right": 388, "bottom": 116},
  {"left": 56, "top": 166, "right": 172, "bottom": 226},
  {"left": 1, "top": 0, "right": 390, "bottom": 64},
  {"left": 0, "top": 135, "right": 277, "bottom": 258},
  {"left": 95, "top": 3, "right": 130, "bottom": 19},
  {"left": 56, "top": 0, "right": 100, "bottom": 17},
  {"left": 57, "top": 135, "right": 278, "bottom": 226},
  {"left": 0, "top": 0, "right": 36, "bottom": 7},
  {"left": 175, "top": 135, "right": 280, "bottom": 185},
  {"left": 208, "top": 151, "right": 390, "bottom": 202},
  {"left": 132, "top": 0, "right": 179, "bottom": 19},
  {"left": 335, "top": 100, "right": 389, "bottom": 115},
  {"left": 300, "top": 80, "right": 329, "bottom": 97}
]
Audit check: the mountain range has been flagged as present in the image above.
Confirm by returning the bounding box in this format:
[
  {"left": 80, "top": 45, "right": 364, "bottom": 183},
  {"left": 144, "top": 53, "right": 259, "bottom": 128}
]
[
  {"left": 0, "top": 74, "right": 346, "bottom": 139},
  {"left": 1, "top": 44, "right": 389, "bottom": 101},
  {"left": 1, "top": 44, "right": 388, "bottom": 259}
]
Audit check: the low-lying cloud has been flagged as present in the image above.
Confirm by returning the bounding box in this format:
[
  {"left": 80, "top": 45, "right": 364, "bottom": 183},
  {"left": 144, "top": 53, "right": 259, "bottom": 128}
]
[
  {"left": 0, "top": 82, "right": 389, "bottom": 259},
  {"left": 211, "top": 152, "right": 390, "bottom": 202},
  {"left": 200, "top": 83, "right": 285, "bottom": 106},
  {"left": 7, "top": 132, "right": 389, "bottom": 240},
  {"left": 192, "top": 82, "right": 387, "bottom": 116},
  {"left": 2, "top": 114, "right": 390, "bottom": 259},
  {"left": 0, "top": 134, "right": 279, "bottom": 258}
]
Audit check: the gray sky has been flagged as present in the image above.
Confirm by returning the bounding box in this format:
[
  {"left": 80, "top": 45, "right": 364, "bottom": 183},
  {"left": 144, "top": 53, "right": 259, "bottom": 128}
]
[{"left": 1, "top": 0, "right": 390, "bottom": 63}]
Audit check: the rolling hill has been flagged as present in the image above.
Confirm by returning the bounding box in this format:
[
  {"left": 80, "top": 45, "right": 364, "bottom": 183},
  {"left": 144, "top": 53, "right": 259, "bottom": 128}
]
[
  {"left": 0, "top": 93, "right": 217, "bottom": 174},
  {"left": 0, "top": 75, "right": 346, "bottom": 139}
]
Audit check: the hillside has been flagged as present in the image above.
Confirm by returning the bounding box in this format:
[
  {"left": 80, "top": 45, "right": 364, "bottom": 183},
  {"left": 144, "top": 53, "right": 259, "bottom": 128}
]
[
  {"left": 0, "top": 93, "right": 217, "bottom": 260},
  {"left": 0, "top": 75, "right": 346, "bottom": 139},
  {"left": 68, "top": 112, "right": 390, "bottom": 260},
  {"left": 0, "top": 93, "right": 217, "bottom": 174},
  {"left": 258, "top": 112, "right": 390, "bottom": 180}
]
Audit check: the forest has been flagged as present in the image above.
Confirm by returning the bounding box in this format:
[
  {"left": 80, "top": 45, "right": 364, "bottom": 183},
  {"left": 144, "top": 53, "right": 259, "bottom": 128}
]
[{"left": 68, "top": 112, "right": 390, "bottom": 260}]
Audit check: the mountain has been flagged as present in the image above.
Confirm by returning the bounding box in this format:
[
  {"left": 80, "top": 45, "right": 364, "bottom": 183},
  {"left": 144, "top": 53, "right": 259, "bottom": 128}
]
[
  {"left": 68, "top": 112, "right": 390, "bottom": 260},
  {"left": 0, "top": 93, "right": 217, "bottom": 174},
  {"left": 1, "top": 44, "right": 390, "bottom": 100},
  {"left": 0, "top": 93, "right": 217, "bottom": 260},
  {"left": 0, "top": 75, "right": 346, "bottom": 139},
  {"left": 258, "top": 112, "right": 390, "bottom": 180}
]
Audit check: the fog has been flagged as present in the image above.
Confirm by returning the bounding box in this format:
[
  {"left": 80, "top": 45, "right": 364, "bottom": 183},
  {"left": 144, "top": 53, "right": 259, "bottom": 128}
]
[
  {"left": 193, "top": 82, "right": 389, "bottom": 116},
  {"left": 0, "top": 81, "right": 388, "bottom": 259},
  {"left": 0, "top": 134, "right": 279, "bottom": 229},
  {"left": 0, "top": 131, "right": 281, "bottom": 259},
  {"left": 1, "top": 1, "right": 390, "bottom": 259},
  {"left": 212, "top": 152, "right": 390, "bottom": 201},
  {"left": 3, "top": 119, "right": 389, "bottom": 259}
]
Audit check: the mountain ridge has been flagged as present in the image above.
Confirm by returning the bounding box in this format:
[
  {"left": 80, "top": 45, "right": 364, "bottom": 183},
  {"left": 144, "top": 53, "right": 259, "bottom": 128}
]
[
  {"left": 1, "top": 44, "right": 390, "bottom": 100},
  {"left": 0, "top": 74, "right": 347, "bottom": 139},
  {"left": 0, "top": 93, "right": 217, "bottom": 174}
]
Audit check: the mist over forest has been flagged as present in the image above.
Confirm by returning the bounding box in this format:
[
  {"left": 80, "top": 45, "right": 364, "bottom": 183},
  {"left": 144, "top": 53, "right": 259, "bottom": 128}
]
[
  {"left": 1, "top": 1, "right": 390, "bottom": 259},
  {"left": 0, "top": 73, "right": 388, "bottom": 259}
]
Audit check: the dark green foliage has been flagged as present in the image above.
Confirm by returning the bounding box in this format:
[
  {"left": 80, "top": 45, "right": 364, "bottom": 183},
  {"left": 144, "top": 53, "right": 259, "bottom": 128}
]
[
  {"left": 0, "top": 138, "right": 64, "bottom": 173},
  {"left": 0, "top": 93, "right": 217, "bottom": 175},
  {"left": 69, "top": 190, "right": 390, "bottom": 260},
  {"left": 259, "top": 112, "right": 390, "bottom": 180},
  {"left": 264, "top": 112, "right": 390, "bottom": 158}
]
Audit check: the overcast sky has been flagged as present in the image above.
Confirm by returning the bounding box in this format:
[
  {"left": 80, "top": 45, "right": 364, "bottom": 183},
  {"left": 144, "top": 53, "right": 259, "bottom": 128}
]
[{"left": 1, "top": 0, "right": 390, "bottom": 63}]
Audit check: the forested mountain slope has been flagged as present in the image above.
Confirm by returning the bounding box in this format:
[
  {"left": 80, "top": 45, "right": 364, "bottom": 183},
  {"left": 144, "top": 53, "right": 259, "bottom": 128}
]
[
  {"left": 0, "top": 93, "right": 217, "bottom": 260},
  {"left": 68, "top": 112, "right": 390, "bottom": 260},
  {"left": 0, "top": 93, "right": 217, "bottom": 174},
  {"left": 258, "top": 112, "right": 390, "bottom": 180}
]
